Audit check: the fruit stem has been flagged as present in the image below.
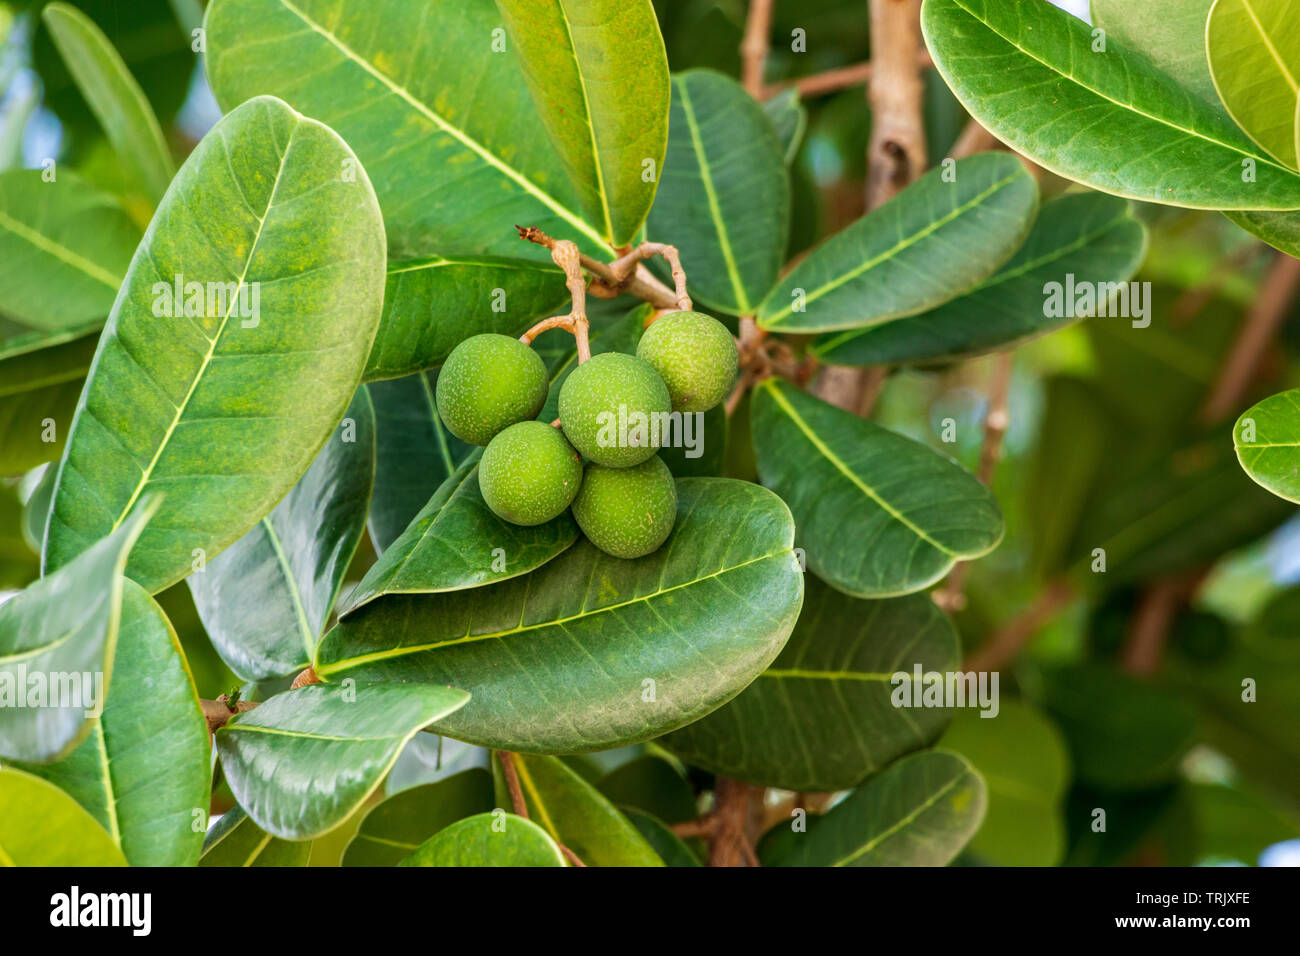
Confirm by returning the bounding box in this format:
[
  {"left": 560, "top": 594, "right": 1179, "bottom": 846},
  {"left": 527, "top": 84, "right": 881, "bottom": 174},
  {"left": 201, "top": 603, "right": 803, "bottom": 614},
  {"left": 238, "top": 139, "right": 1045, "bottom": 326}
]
[
  {"left": 516, "top": 224, "right": 684, "bottom": 311},
  {"left": 518, "top": 238, "right": 594, "bottom": 362}
]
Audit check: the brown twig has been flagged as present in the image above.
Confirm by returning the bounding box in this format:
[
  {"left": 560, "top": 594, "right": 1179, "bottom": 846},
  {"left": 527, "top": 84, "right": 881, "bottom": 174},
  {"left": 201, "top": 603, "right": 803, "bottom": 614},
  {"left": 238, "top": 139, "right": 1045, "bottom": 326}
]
[
  {"left": 519, "top": 240, "right": 592, "bottom": 362},
  {"left": 963, "top": 577, "right": 1076, "bottom": 673},
  {"left": 708, "top": 778, "right": 760, "bottom": 866},
  {"left": 606, "top": 241, "right": 692, "bottom": 311},
  {"left": 740, "top": 0, "right": 773, "bottom": 98},
  {"left": 517, "top": 225, "right": 679, "bottom": 310},
  {"left": 498, "top": 751, "right": 529, "bottom": 820},
  {"left": 865, "top": 0, "right": 927, "bottom": 210},
  {"left": 762, "top": 50, "right": 932, "bottom": 100}
]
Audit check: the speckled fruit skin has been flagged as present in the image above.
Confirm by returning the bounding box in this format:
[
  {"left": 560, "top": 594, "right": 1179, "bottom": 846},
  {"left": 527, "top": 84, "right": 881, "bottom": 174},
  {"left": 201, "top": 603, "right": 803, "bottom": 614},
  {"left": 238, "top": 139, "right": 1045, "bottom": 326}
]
[
  {"left": 636, "top": 311, "right": 738, "bottom": 412},
  {"left": 558, "top": 352, "right": 671, "bottom": 468},
  {"left": 572, "top": 456, "right": 678, "bottom": 559},
  {"left": 479, "top": 421, "right": 583, "bottom": 526},
  {"left": 435, "top": 333, "right": 548, "bottom": 445}
]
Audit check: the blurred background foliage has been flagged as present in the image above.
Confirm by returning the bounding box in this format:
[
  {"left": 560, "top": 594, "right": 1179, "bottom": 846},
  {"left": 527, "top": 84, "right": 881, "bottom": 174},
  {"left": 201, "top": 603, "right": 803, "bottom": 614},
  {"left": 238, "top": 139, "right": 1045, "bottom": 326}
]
[{"left": 1, "top": 0, "right": 1298, "bottom": 867}]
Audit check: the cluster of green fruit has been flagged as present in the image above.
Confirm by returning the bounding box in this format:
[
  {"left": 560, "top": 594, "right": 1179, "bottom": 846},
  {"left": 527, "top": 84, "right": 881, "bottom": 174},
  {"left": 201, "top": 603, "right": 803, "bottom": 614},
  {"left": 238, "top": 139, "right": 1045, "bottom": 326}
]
[{"left": 435, "top": 311, "right": 738, "bottom": 559}]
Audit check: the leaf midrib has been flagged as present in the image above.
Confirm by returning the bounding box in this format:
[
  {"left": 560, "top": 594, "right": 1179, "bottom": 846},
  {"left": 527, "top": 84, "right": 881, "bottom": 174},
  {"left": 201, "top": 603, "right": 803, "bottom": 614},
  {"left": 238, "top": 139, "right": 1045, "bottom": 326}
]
[{"left": 0, "top": 207, "right": 123, "bottom": 288}]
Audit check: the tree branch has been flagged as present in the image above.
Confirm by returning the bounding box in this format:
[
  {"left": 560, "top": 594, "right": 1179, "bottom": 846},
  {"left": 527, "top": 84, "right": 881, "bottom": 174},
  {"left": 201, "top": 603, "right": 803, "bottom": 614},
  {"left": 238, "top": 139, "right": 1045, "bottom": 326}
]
[
  {"left": 740, "top": 0, "right": 774, "bottom": 98},
  {"left": 963, "top": 577, "right": 1075, "bottom": 673},
  {"left": 517, "top": 225, "right": 679, "bottom": 310}
]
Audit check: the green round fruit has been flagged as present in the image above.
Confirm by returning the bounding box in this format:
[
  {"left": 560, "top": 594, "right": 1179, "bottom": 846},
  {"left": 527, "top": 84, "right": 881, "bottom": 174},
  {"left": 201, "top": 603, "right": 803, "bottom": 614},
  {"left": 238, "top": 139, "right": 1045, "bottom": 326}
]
[
  {"left": 636, "top": 310, "right": 738, "bottom": 412},
  {"left": 479, "top": 421, "right": 583, "bottom": 526},
  {"left": 435, "top": 333, "right": 548, "bottom": 445},
  {"left": 571, "top": 456, "right": 677, "bottom": 559},
  {"left": 558, "top": 352, "right": 671, "bottom": 468}
]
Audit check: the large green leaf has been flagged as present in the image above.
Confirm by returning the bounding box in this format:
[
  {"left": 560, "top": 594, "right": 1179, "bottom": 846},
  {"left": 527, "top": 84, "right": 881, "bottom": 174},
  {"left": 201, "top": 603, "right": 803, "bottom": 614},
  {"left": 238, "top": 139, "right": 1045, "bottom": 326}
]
[
  {"left": 940, "top": 699, "right": 1070, "bottom": 866},
  {"left": 496, "top": 0, "right": 668, "bottom": 246},
  {"left": 595, "top": 756, "right": 696, "bottom": 824},
  {"left": 216, "top": 682, "right": 471, "bottom": 840},
  {"left": 1226, "top": 207, "right": 1300, "bottom": 256},
  {"left": 759, "top": 750, "right": 986, "bottom": 866},
  {"left": 1235, "top": 388, "right": 1300, "bottom": 503},
  {"left": 665, "top": 579, "right": 959, "bottom": 791},
  {"left": 751, "top": 379, "right": 1003, "bottom": 598},
  {"left": 399, "top": 811, "right": 565, "bottom": 866},
  {"left": 1090, "top": 0, "right": 1221, "bottom": 108},
  {"left": 204, "top": 0, "right": 607, "bottom": 257},
  {"left": 342, "top": 768, "right": 494, "bottom": 866},
  {"left": 0, "top": 767, "right": 126, "bottom": 865},
  {"left": 317, "top": 478, "right": 804, "bottom": 753},
  {"left": 763, "top": 87, "right": 808, "bottom": 165},
  {"left": 365, "top": 255, "right": 568, "bottom": 382},
  {"left": 756, "top": 153, "right": 1037, "bottom": 332},
  {"left": 367, "top": 370, "right": 472, "bottom": 553},
  {"left": 812, "top": 193, "right": 1148, "bottom": 365},
  {"left": 0, "top": 170, "right": 139, "bottom": 330},
  {"left": 19, "top": 581, "right": 210, "bottom": 866},
  {"left": 340, "top": 450, "right": 577, "bottom": 616},
  {"left": 497, "top": 752, "right": 662, "bottom": 866},
  {"left": 1207, "top": 0, "right": 1300, "bottom": 169},
  {"left": 646, "top": 69, "right": 789, "bottom": 315},
  {"left": 43, "top": 95, "right": 387, "bottom": 594},
  {"left": 42, "top": 2, "right": 176, "bottom": 204},
  {"left": 200, "top": 806, "right": 312, "bottom": 866},
  {"left": 0, "top": 376, "right": 81, "bottom": 474},
  {"left": 0, "top": 501, "right": 154, "bottom": 762},
  {"left": 0, "top": 330, "right": 97, "bottom": 398},
  {"left": 624, "top": 808, "right": 701, "bottom": 866},
  {"left": 188, "top": 389, "right": 376, "bottom": 680},
  {"left": 922, "top": 0, "right": 1300, "bottom": 208}
]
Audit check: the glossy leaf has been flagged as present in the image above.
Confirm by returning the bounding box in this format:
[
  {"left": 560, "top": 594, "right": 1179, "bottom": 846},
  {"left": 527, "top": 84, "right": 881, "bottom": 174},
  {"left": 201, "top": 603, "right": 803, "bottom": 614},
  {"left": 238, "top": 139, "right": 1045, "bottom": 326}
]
[
  {"left": 43, "top": 95, "right": 387, "bottom": 594},
  {"left": 342, "top": 768, "right": 494, "bottom": 866},
  {"left": 341, "top": 450, "right": 576, "bottom": 616},
  {"left": 0, "top": 170, "right": 139, "bottom": 331},
  {"left": 1235, "top": 388, "right": 1300, "bottom": 503},
  {"left": 813, "top": 193, "right": 1147, "bottom": 365},
  {"left": 1207, "top": 0, "right": 1300, "bottom": 169},
  {"left": 205, "top": 0, "right": 608, "bottom": 257},
  {"left": 42, "top": 2, "right": 176, "bottom": 204},
  {"left": 20, "top": 581, "right": 210, "bottom": 866},
  {"left": 1227, "top": 207, "right": 1300, "bottom": 256},
  {"left": 498, "top": 752, "right": 662, "bottom": 866},
  {"left": 497, "top": 0, "right": 669, "bottom": 246},
  {"left": 595, "top": 756, "right": 697, "bottom": 823},
  {"left": 1090, "top": 0, "right": 1221, "bottom": 108},
  {"left": 216, "top": 682, "right": 471, "bottom": 840},
  {"left": 0, "top": 501, "right": 154, "bottom": 762},
  {"left": 665, "top": 579, "right": 960, "bottom": 791},
  {"left": 188, "top": 389, "right": 376, "bottom": 680},
  {"left": 760, "top": 750, "right": 986, "bottom": 866},
  {"left": 0, "top": 767, "right": 126, "bottom": 866},
  {"left": 317, "top": 478, "right": 804, "bottom": 753},
  {"left": 751, "top": 379, "right": 1002, "bottom": 598},
  {"left": 922, "top": 0, "right": 1300, "bottom": 208},
  {"left": 400, "top": 811, "right": 566, "bottom": 867},
  {"left": 624, "top": 808, "right": 701, "bottom": 866},
  {"left": 365, "top": 255, "right": 568, "bottom": 382},
  {"left": 762, "top": 87, "right": 808, "bottom": 165},
  {"left": 647, "top": 69, "right": 790, "bottom": 315},
  {"left": 200, "top": 806, "right": 311, "bottom": 866}
]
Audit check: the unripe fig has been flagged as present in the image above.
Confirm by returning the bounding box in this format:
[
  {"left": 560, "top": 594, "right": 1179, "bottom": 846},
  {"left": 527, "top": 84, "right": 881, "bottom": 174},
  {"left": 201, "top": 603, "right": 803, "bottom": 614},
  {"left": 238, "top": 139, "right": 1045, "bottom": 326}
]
[
  {"left": 558, "top": 351, "right": 671, "bottom": 468},
  {"left": 571, "top": 456, "right": 677, "bottom": 559},
  {"left": 436, "top": 333, "right": 548, "bottom": 446},
  {"left": 478, "top": 421, "right": 583, "bottom": 526},
  {"left": 636, "top": 311, "right": 738, "bottom": 412}
]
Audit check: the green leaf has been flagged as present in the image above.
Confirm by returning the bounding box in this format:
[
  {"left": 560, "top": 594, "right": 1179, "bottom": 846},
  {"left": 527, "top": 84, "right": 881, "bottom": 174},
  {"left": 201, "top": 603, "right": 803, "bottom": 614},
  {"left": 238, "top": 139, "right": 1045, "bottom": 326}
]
[
  {"left": 623, "top": 808, "right": 701, "bottom": 866},
  {"left": 757, "top": 153, "right": 1037, "bottom": 332},
  {"left": 0, "top": 500, "right": 154, "bottom": 762},
  {"left": 318, "top": 478, "right": 803, "bottom": 753},
  {"left": 496, "top": 0, "right": 669, "bottom": 246},
  {"left": 18, "top": 580, "right": 210, "bottom": 866},
  {"left": 940, "top": 699, "right": 1070, "bottom": 866},
  {"left": 1207, "top": 0, "right": 1300, "bottom": 169},
  {"left": 595, "top": 756, "right": 697, "bottom": 823},
  {"left": 0, "top": 767, "right": 126, "bottom": 865},
  {"left": 368, "top": 371, "right": 472, "bottom": 554},
  {"left": 365, "top": 255, "right": 568, "bottom": 382},
  {"left": 0, "top": 170, "right": 140, "bottom": 331},
  {"left": 0, "top": 377, "right": 82, "bottom": 474},
  {"left": 188, "top": 389, "right": 376, "bottom": 680},
  {"left": 1235, "top": 388, "right": 1300, "bottom": 502},
  {"left": 646, "top": 69, "right": 790, "bottom": 315},
  {"left": 751, "top": 379, "right": 1003, "bottom": 597},
  {"left": 497, "top": 752, "right": 663, "bottom": 866},
  {"left": 665, "top": 578, "right": 960, "bottom": 791},
  {"left": 0, "top": 330, "right": 97, "bottom": 398},
  {"left": 341, "top": 450, "right": 576, "bottom": 616},
  {"left": 200, "top": 806, "right": 311, "bottom": 866},
  {"left": 759, "top": 750, "right": 986, "bottom": 866},
  {"left": 1090, "top": 0, "right": 1221, "bottom": 108},
  {"left": 399, "top": 811, "right": 565, "bottom": 866},
  {"left": 43, "top": 95, "right": 387, "bottom": 595},
  {"left": 216, "top": 682, "right": 471, "bottom": 840},
  {"left": 42, "top": 2, "right": 177, "bottom": 204},
  {"left": 762, "top": 87, "right": 808, "bottom": 165},
  {"left": 812, "top": 192, "right": 1148, "bottom": 365},
  {"left": 1226, "top": 207, "right": 1300, "bottom": 256},
  {"left": 342, "top": 768, "right": 494, "bottom": 866},
  {"left": 1191, "top": 782, "right": 1300, "bottom": 864},
  {"left": 204, "top": 0, "right": 607, "bottom": 256},
  {"left": 659, "top": 402, "right": 727, "bottom": 478},
  {"left": 0, "top": 484, "right": 38, "bottom": 590},
  {"left": 922, "top": 0, "right": 1300, "bottom": 208}
]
